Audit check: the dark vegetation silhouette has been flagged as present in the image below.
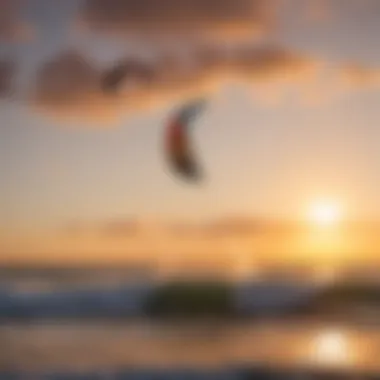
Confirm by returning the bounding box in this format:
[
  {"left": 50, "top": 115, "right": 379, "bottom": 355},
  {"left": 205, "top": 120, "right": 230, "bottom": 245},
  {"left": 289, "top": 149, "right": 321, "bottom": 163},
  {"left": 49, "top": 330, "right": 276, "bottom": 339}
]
[{"left": 144, "top": 281, "right": 235, "bottom": 319}]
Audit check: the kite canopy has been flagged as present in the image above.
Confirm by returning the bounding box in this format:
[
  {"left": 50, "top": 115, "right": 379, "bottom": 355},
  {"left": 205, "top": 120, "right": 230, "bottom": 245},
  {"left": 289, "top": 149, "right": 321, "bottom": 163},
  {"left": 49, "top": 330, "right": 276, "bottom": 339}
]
[{"left": 165, "top": 99, "right": 207, "bottom": 182}]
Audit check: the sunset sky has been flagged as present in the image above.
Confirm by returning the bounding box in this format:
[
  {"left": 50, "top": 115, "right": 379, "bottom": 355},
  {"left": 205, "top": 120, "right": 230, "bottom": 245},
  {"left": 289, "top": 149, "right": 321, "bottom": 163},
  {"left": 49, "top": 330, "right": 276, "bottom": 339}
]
[{"left": 1, "top": 0, "right": 380, "bottom": 265}]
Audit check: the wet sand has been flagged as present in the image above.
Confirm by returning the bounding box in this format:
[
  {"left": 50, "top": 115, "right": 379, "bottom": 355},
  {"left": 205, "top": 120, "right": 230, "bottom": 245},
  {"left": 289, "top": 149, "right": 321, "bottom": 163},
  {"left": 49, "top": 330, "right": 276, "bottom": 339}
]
[{"left": 1, "top": 320, "right": 379, "bottom": 372}]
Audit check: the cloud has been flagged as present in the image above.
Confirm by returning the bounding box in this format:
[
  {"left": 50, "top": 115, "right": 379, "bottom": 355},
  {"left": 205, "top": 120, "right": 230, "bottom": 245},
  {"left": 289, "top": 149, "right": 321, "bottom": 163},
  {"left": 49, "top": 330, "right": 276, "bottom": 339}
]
[
  {"left": 65, "top": 216, "right": 271, "bottom": 240},
  {"left": 33, "top": 51, "right": 100, "bottom": 104},
  {"left": 77, "top": 0, "right": 275, "bottom": 41},
  {"left": 338, "top": 63, "right": 380, "bottom": 88},
  {"left": 31, "top": 51, "right": 122, "bottom": 125},
  {"left": 99, "top": 218, "right": 144, "bottom": 238},
  {"left": 0, "top": 0, "right": 34, "bottom": 42},
  {"left": 31, "top": 51, "right": 221, "bottom": 125},
  {"left": 29, "top": 40, "right": 380, "bottom": 125},
  {"left": 0, "top": 60, "right": 16, "bottom": 98},
  {"left": 63, "top": 217, "right": 169, "bottom": 240},
  {"left": 30, "top": 44, "right": 320, "bottom": 125},
  {"left": 228, "top": 45, "right": 321, "bottom": 83}
]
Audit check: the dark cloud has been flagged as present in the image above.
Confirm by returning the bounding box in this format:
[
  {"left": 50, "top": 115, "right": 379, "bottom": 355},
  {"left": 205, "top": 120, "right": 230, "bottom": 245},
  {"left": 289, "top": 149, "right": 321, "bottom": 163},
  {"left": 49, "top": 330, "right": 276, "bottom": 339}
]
[
  {"left": 34, "top": 51, "right": 100, "bottom": 105},
  {"left": 78, "top": 0, "right": 275, "bottom": 41},
  {"left": 103, "top": 45, "right": 320, "bottom": 94},
  {"left": 102, "top": 60, "right": 156, "bottom": 93},
  {"left": 0, "top": 0, "right": 34, "bottom": 42},
  {"left": 33, "top": 44, "right": 380, "bottom": 125},
  {"left": 0, "top": 60, "right": 16, "bottom": 98},
  {"left": 31, "top": 51, "right": 123, "bottom": 124},
  {"left": 30, "top": 45, "right": 320, "bottom": 124}
]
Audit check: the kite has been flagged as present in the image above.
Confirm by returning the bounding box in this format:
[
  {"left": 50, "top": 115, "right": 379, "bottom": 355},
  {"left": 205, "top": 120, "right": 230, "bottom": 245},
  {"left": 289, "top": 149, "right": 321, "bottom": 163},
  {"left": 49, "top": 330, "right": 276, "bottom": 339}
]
[
  {"left": 164, "top": 99, "right": 207, "bottom": 182},
  {"left": 102, "top": 61, "right": 209, "bottom": 183}
]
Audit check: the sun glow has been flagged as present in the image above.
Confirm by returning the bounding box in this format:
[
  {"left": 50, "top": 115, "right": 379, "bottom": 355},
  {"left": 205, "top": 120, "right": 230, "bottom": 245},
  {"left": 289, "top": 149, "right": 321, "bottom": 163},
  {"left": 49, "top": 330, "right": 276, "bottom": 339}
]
[
  {"left": 308, "top": 200, "right": 343, "bottom": 227},
  {"left": 310, "top": 330, "right": 352, "bottom": 367}
]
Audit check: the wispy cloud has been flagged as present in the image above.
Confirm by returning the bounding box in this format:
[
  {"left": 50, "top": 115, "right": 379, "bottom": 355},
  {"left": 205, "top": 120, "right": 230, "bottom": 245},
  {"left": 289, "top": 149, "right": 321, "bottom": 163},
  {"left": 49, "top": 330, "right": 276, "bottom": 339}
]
[{"left": 339, "top": 63, "right": 380, "bottom": 88}]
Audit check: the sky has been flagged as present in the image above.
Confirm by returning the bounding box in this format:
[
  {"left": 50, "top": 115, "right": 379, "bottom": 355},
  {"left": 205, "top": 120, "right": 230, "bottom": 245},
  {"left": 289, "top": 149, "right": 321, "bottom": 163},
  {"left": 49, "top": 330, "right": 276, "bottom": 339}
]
[{"left": 2, "top": 0, "right": 380, "bottom": 266}]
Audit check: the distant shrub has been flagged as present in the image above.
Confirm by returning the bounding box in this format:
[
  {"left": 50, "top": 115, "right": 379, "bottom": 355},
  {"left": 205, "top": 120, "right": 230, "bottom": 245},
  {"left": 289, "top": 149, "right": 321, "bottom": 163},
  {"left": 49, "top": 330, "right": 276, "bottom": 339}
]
[{"left": 144, "top": 281, "right": 234, "bottom": 318}]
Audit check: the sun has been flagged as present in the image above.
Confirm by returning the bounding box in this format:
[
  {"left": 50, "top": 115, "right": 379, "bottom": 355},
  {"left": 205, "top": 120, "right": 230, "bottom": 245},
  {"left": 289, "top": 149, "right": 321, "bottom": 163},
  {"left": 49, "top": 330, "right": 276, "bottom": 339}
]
[
  {"left": 310, "top": 330, "right": 351, "bottom": 366},
  {"left": 308, "top": 200, "right": 343, "bottom": 227}
]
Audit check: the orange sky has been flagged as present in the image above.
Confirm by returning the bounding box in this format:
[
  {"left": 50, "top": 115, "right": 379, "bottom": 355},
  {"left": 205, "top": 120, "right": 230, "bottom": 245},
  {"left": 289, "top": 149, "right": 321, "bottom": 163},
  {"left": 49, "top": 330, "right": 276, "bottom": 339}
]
[
  {"left": 2, "top": 219, "right": 380, "bottom": 272},
  {"left": 2, "top": 1, "right": 380, "bottom": 269}
]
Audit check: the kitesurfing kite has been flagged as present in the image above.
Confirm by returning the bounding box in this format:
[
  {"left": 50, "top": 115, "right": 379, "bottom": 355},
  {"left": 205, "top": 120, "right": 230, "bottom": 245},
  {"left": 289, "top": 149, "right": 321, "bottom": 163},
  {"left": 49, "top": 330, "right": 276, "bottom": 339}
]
[
  {"left": 101, "top": 62, "right": 208, "bottom": 183},
  {"left": 164, "top": 99, "right": 207, "bottom": 183}
]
